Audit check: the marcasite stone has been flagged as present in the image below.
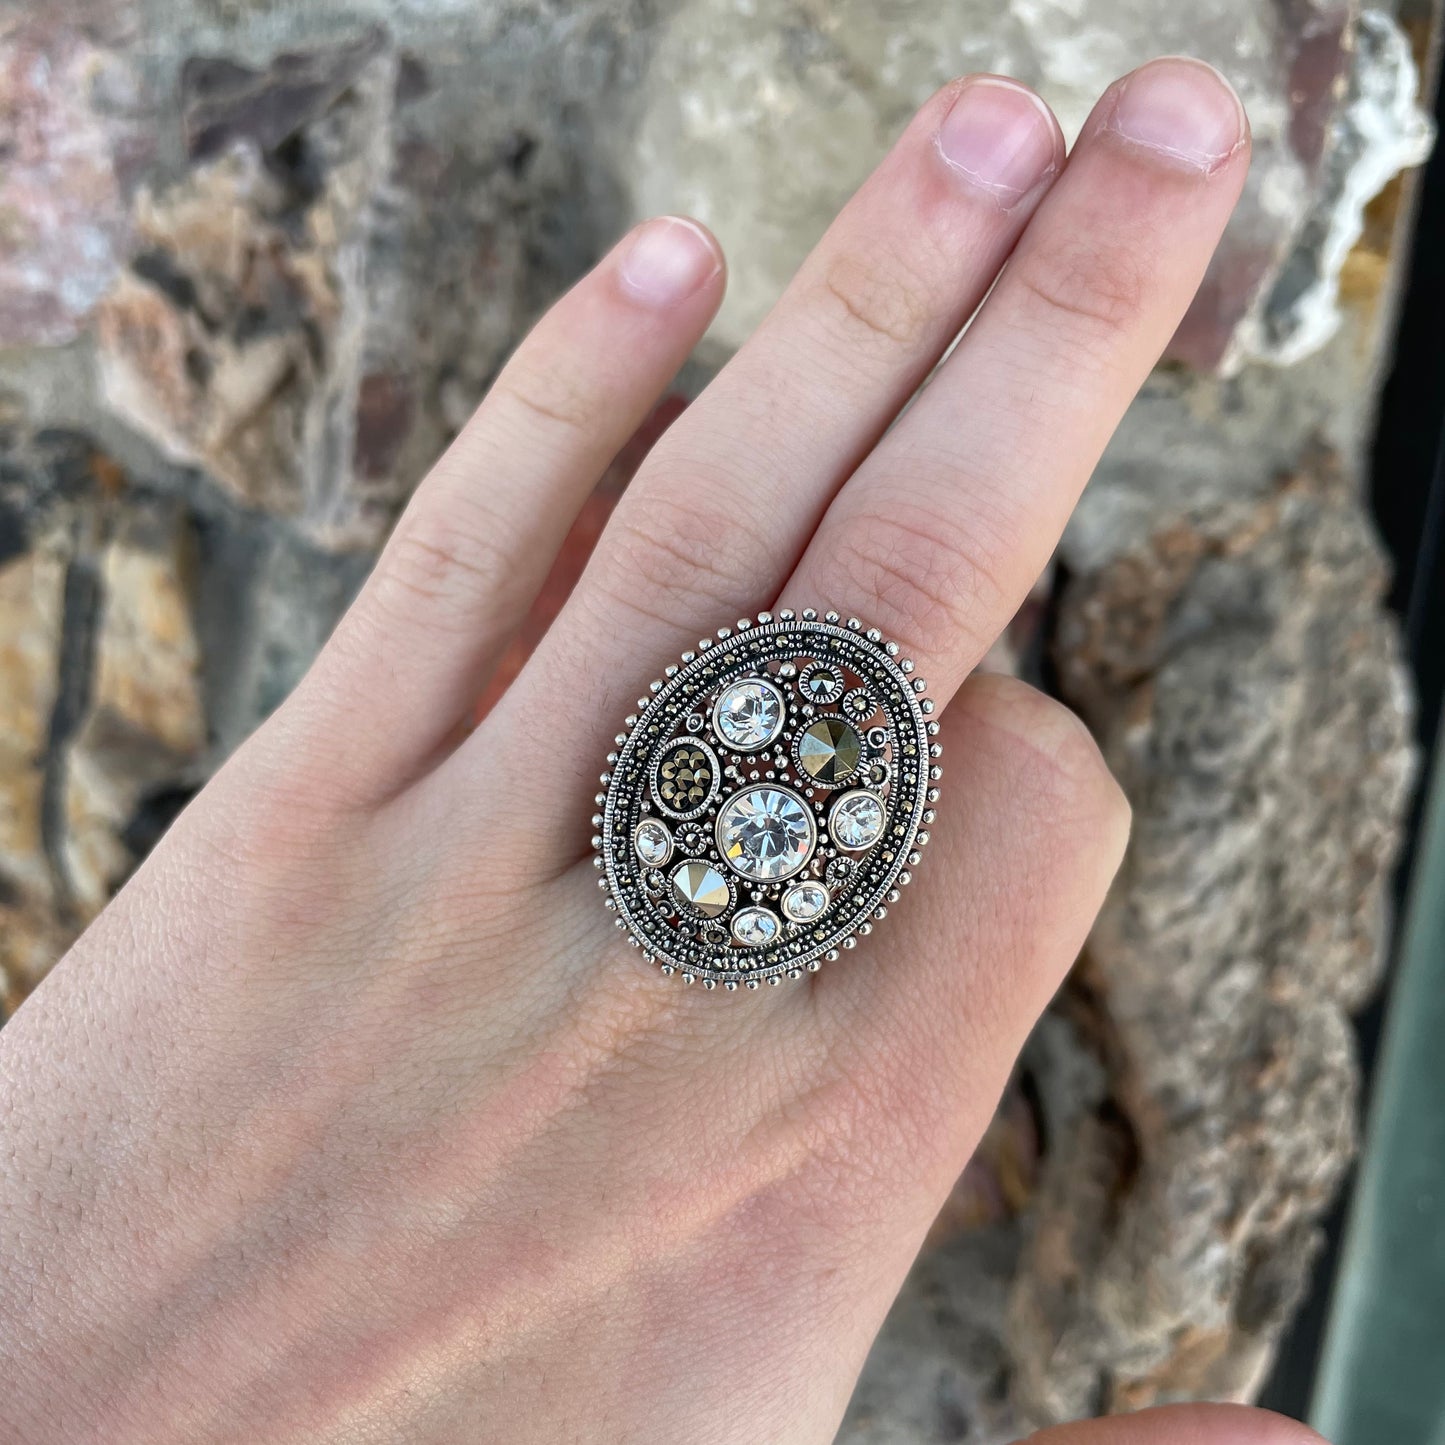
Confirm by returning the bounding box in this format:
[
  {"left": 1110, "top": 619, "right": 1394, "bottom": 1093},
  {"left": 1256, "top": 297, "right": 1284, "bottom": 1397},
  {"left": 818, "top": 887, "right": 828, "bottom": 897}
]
[
  {"left": 798, "top": 660, "right": 845, "bottom": 704},
  {"left": 796, "top": 717, "right": 862, "bottom": 786},
  {"left": 653, "top": 737, "right": 718, "bottom": 817},
  {"left": 669, "top": 860, "right": 732, "bottom": 918}
]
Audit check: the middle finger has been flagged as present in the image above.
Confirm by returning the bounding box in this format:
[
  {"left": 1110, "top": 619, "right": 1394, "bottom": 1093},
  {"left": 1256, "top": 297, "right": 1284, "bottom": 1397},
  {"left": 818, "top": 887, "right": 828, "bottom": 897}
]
[
  {"left": 482, "top": 76, "right": 1064, "bottom": 839},
  {"left": 780, "top": 57, "right": 1250, "bottom": 705}
]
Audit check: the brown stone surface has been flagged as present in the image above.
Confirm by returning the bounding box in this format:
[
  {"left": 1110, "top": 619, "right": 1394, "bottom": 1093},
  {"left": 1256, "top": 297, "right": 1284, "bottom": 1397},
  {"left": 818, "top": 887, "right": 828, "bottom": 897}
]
[
  {"left": 95, "top": 35, "right": 395, "bottom": 545},
  {"left": 64, "top": 509, "right": 205, "bottom": 917},
  {"left": 1009, "top": 455, "right": 1415, "bottom": 1423},
  {"left": 0, "top": 403, "right": 203, "bottom": 1009},
  {"left": 0, "top": 536, "right": 69, "bottom": 1016},
  {"left": 0, "top": 9, "right": 143, "bottom": 347}
]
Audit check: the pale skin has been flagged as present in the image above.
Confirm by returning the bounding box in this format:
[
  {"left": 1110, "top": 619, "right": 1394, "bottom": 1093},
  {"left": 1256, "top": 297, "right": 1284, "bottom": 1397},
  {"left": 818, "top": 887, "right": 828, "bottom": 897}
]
[{"left": 0, "top": 57, "right": 1332, "bottom": 1445}]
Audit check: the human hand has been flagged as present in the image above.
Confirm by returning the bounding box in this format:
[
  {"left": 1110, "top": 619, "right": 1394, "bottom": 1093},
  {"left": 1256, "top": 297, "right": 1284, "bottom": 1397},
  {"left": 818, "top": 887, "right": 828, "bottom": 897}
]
[{"left": 0, "top": 55, "right": 1311, "bottom": 1445}]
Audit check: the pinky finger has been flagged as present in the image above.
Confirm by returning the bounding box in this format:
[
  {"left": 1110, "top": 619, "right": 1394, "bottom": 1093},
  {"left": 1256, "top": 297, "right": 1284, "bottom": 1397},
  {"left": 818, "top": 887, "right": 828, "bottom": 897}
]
[
  {"left": 1023, "top": 1404, "right": 1328, "bottom": 1445},
  {"left": 288, "top": 217, "right": 725, "bottom": 803}
]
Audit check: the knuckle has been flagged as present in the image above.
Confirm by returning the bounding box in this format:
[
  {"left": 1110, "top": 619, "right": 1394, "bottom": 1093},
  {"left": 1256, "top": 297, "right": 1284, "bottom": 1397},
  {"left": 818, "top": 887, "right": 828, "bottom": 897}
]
[
  {"left": 599, "top": 485, "right": 765, "bottom": 626},
  {"left": 1010, "top": 232, "right": 1150, "bottom": 339},
  {"left": 490, "top": 357, "right": 602, "bottom": 437},
  {"left": 968, "top": 676, "right": 1130, "bottom": 837},
  {"left": 375, "top": 505, "right": 516, "bottom": 628},
  {"left": 817, "top": 249, "right": 935, "bottom": 353},
  {"left": 831, "top": 501, "right": 1007, "bottom": 664}
]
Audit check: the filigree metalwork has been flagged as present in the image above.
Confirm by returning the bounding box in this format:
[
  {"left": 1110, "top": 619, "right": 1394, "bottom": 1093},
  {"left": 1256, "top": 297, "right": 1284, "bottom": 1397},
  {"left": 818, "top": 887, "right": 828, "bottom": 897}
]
[{"left": 593, "top": 610, "right": 940, "bottom": 989}]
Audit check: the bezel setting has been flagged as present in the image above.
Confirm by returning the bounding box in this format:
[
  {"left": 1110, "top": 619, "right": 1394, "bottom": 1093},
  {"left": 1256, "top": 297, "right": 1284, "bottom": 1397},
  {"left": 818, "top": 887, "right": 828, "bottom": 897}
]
[
  {"left": 714, "top": 783, "right": 816, "bottom": 882},
  {"left": 595, "top": 611, "right": 939, "bottom": 987},
  {"left": 710, "top": 675, "right": 788, "bottom": 752}
]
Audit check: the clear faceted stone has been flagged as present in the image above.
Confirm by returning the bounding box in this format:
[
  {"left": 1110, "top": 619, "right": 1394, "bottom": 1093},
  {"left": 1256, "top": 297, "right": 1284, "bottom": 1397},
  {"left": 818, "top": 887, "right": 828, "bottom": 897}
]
[
  {"left": 715, "top": 785, "right": 815, "bottom": 881},
  {"left": 796, "top": 717, "right": 862, "bottom": 785},
  {"left": 670, "top": 860, "right": 733, "bottom": 917},
  {"left": 830, "top": 791, "right": 885, "bottom": 850},
  {"left": 731, "top": 906, "right": 780, "bottom": 947},
  {"left": 633, "top": 819, "right": 673, "bottom": 866},
  {"left": 782, "top": 880, "right": 830, "bottom": 922},
  {"left": 713, "top": 677, "right": 785, "bottom": 750}
]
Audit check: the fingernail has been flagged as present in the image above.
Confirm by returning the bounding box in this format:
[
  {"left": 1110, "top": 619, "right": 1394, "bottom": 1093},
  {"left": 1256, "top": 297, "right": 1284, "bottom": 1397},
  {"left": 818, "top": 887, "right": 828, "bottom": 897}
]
[
  {"left": 618, "top": 216, "right": 723, "bottom": 305},
  {"left": 1106, "top": 57, "right": 1247, "bottom": 173},
  {"left": 936, "top": 76, "right": 1060, "bottom": 204}
]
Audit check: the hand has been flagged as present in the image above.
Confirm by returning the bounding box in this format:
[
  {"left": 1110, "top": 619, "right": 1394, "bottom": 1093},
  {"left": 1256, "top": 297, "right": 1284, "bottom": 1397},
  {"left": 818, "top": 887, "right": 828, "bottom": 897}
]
[{"left": 0, "top": 56, "right": 1309, "bottom": 1445}]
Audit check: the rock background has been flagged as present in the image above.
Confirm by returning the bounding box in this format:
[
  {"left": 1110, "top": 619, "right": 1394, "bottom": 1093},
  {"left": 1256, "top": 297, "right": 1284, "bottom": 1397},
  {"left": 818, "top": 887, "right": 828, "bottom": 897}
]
[{"left": 0, "top": 1, "right": 1435, "bottom": 1438}]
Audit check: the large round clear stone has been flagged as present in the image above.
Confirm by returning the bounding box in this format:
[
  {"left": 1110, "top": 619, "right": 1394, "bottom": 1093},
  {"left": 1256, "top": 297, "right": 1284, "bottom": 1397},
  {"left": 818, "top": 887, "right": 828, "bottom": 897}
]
[
  {"left": 829, "top": 790, "right": 885, "bottom": 851},
  {"left": 669, "top": 860, "right": 733, "bottom": 917},
  {"left": 712, "top": 677, "right": 785, "bottom": 751},
  {"left": 715, "top": 785, "right": 815, "bottom": 881},
  {"left": 731, "top": 906, "right": 780, "bottom": 948}
]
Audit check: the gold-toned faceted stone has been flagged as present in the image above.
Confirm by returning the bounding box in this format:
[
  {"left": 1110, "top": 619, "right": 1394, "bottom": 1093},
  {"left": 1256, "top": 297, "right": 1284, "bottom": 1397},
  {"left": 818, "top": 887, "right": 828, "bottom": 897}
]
[
  {"left": 669, "top": 860, "right": 732, "bottom": 917},
  {"left": 798, "top": 659, "right": 845, "bottom": 705},
  {"left": 795, "top": 717, "right": 862, "bottom": 786},
  {"left": 653, "top": 738, "right": 717, "bottom": 815}
]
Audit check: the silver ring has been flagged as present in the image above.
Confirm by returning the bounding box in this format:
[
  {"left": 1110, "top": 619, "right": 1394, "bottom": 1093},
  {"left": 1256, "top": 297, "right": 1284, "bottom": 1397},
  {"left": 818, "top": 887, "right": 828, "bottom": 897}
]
[{"left": 594, "top": 609, "right": 940, "bottom": 990}]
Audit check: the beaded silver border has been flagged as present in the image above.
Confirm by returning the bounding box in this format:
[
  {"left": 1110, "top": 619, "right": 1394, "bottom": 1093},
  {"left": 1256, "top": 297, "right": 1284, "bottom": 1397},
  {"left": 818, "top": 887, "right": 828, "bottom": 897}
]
[{"left": 593, "top": 610, "right": 940, "bottom": 989}]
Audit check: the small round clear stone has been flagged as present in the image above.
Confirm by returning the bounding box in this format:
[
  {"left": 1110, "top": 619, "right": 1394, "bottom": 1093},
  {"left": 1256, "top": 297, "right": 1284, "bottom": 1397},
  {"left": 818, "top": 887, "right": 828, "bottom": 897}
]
[
  {"left": 782, "top": 881, "right": 830, "bottom": 922},
  {"left": 830, "top": 791, "right": 885, "bottom": 850},
  {"left": 633, "top": 819, "right": 673, "bottom": 866},
  {"left": 731, "top": 906, "right": 780, "bottom": 948},
  {"left": 712, "top": 678, "right": 785, "bottom": 751}
]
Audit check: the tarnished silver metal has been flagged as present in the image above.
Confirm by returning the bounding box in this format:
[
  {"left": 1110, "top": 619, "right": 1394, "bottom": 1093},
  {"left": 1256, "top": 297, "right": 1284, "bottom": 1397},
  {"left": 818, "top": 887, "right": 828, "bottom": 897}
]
[{"left": 595, "top": 610, "right": 939, "bottom": 987}]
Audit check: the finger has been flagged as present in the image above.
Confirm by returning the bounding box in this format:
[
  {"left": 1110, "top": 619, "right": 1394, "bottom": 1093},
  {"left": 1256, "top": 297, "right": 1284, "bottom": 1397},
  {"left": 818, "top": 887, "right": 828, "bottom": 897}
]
[
  {"left": 286, "top": 216, "right": 725, "bottom": 803},
  {"left": 1023, "top": 1404, "right": 1328, "bottom": 1445},
  {"left": 789, "top": 675, "right": 1130, "bottom": 1227},
  {"left": 780, "top": 56, "right": 1250, "bottom": 704},
  {"left": 477, "top": 75, "right": 1065, "bottom": 842}
]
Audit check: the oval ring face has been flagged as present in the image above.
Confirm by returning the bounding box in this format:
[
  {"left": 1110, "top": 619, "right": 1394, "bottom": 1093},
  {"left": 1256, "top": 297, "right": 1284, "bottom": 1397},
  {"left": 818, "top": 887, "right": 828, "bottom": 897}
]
[{"left": 595, "top": 611, "right": 939, "bottom": 988}]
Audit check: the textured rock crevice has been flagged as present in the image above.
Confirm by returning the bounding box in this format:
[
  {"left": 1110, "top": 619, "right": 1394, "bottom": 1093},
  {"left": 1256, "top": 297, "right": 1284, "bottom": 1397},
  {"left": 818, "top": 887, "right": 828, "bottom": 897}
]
[{"left": 0, "top": 409, "right": 205, "bottom": 1012}]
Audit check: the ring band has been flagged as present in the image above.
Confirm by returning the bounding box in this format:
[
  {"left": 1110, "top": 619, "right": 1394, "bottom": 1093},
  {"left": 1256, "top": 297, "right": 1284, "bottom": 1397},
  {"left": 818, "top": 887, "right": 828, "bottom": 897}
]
[{"left": 594, "top": 610, "right": 940, "bottom": 989}]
